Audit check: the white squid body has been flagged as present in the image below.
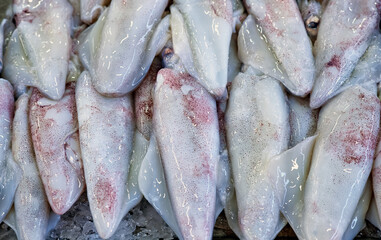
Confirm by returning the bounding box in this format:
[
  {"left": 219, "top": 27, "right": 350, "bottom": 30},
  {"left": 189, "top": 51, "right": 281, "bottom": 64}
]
[
  {"left": 310, "top": 0, "right": 380, "bottom": 108},
  {"left": 0, "top": 79, "right": 21, "bottom": 222},
  {"left": 170, "top": 0, "right": 233, "bottom": 99},
  {"left": 78, "top": 0, "right": 169, "bottom": 97},
  {"left": 244, "top": 0, "right": 314, "bottom": 97},
  {"left": 153, "top": 67, "right": 220, "bottom": 239},
  {"left": 11, "top": 0, "right": 73, "bottom": 100},
  {"left": 134, "top": 57, "right": 161, "bottom": 140},
  {"left": 225, "top": 69, "right": 290, "bottom": 239},
  {"left": 303, "top": 86, "right": 380, "bottom": 239},
  {"left": 12, "top": 93, "right": 51, "bottom": 240},
  {"left": 29, "top": 82, "right": 85, "bottom": 215},
  {"left": 76, "top": 71, "right": 139, "bottom": 239},
  {"left": 80, "top": 0, "right": 110, "bottom": 25}
]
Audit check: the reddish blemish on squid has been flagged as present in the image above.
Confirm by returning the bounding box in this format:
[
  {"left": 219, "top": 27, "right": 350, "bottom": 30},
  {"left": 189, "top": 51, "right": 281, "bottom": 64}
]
[
  {"left": 210, "top": 0, "right": 233, "bottom": 25},
  {"left": 325, "top": 55, "right": 341, "bottom": 69},
  {"left": 327, "top": 94, "right": 380, "bottom": 166}
]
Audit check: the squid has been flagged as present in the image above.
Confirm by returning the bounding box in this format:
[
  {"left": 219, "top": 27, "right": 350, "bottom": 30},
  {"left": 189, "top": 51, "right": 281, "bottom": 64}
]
[
  {"left": 0, "top": 79, "right": 21, "bottom": 222},
  {"left": 366, "top": 197, "right": 381, "bottom": 230},
  {"left": 29, "top": 82, "right": 85, "bottom": 215},
  {"left": 76, "top": 71, "right": 140, "bottom": 239},
  {"left": 333, "top": 33, "right": 381, "bottom": 98},
  {"left": 0, "top": 19, "right": 10, "bottom": 72},
  {"left": 152, "top": 47, "right": 220, "bottom": 239},
  {"left": 2, "top": 28, "right": 31, "bottom": 97},
  {"left": 303, "top": 85, "right": 380, "bottom": 239},
  {"left": 11, "top": 93, "right": 57, "bottom": 240},
  {"left": 372, "top": 115, "right": 381, "bottom": 231},
  {"left": 170, "top": 0, "right": 233, "bottom": 99},
  {"left": 244, "top": 0, "right": 315, "bottom": 97},
  {"left": 80, "top": 0, "right": 110, "bottom": 25},
  {"left": 134, "top": 57, "right": 161, "bottom": 140},
  {"left": 310, "top": 0, "right": 380, "bottom": 108},
  {"left": 288, "top": 96, "right": 318, "bottom": 148},
  {"left": 225, "top": 67, "right": 290, "bottom": 239},
  {"left": 12, "top": 0, "right": 73, "bottom": 100},
  {"left": 78, "top": 0, "right": 170, "bottom": 97}
]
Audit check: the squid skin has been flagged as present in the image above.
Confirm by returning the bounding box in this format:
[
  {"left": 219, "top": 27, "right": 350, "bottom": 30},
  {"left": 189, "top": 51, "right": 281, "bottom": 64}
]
[
  {"left": 12, "top": 0, "right": 73, "bottom": 100},
  {"left": 342, "top": 180, "right": 372, "bottom": 240},
  {"left": 75, "top": 71, "right": 135, "bottom": 239},
  {"left": 12, "top": 93, "right": 50, "bottom": 240},
  {"left": 2, "top": 28, "right": 31, "bottom": 97},
  {"left": 372, "top": 130, "right": 381, "bottom": 226},
  {"left": 134, "top": 58, "right": 161, "bottom": 140},
  {"left": 153, "top": 67, "right": 219, "bottom": 240},
  {"left": 310, "top": 0, "right": 381, "bottom": 109},
  {"left": 0, "top": 79, "right": 22, "bottom": 222},
  {"left": 366, "top": 198, "right": 381, "bottom": 230},
  {"left": 171, "top": 0, "right": 233, "bottom": 99},
  {"left": 80, "top": 0, "right": 110, "bottom": 25},
  {"left": 288, "top": 96, "right": 318, "bottom": 148},
  {"left": 333, "top": 33, "right": 381, "bottom": 98},
  {"left": 303, "top": 86, "right": 380, "bottom": 240},
  {"left": 29, "top": 82, "right": 85, "bottom": 215},
  {"left": 78, "top": 0, "right": 169, "bottom": 97},
  {"left": 225, "top": 68, "right": 290, "bottom": 239},
  {"left": 244, "top": 0, "right": 315, "bottom": 97}
]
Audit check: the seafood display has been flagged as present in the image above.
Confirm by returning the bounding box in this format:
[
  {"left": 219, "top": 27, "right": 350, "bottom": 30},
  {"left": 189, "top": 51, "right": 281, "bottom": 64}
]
[{"left": 0, "top": 0, "right": 381, "bottom": 239}]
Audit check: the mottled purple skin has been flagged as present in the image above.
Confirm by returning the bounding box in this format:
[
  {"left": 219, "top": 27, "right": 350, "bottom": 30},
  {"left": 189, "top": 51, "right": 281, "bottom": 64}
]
[
  {"left": 153, "top": 68, "right": 219, "bottom": 240},
  {"left": 134, "top": 58, "right": 161, "bottom": 140},
  {"left": 29, "top": 82, "right": 85, "bottom": 215}
]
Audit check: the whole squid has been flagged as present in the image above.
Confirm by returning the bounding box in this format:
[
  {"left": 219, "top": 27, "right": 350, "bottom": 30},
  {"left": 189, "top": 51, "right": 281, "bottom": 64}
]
[
  {"left": 12, "top": 0, "right": 73, "bottom": 100},
  {"left": 153, "top": 49, "right": 220, "bottom": 239},
  {"left": 303, "top": 85, "right": 380, "bottom": 239},
  {"left": 244, "top": 0, "right": 315, "bottom": 97},
  {"left": 170, "top": 0, "right": 233, "bottom": 99},
  {"left": 225, "top": 67, "right": 290, "bottom": 239},
  {"left": 78, "top": 0, "right": 170, "bottom": 97},
  {"left": 0, "top": 79, "right": 21, "bottom": 222},
  {"left": 29, "top": 82, "right": 85, "bottom": 215},
  {"left": 75, "top": 71, "right": 136, "bottom": 239},
  {"left": 12, "top": 93, "right": 52, "bottom": 240},
  {"left": 310, "top": 0, "right": 380, "bottom": 108}
]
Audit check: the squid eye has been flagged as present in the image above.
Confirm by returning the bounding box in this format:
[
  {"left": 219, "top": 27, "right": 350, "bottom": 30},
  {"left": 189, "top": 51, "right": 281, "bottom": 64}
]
[
  {"left": 308, "top": 21, "right": 319, "bottom": 29},
  {"left": 306, "top": 15, "right": 320, "bottom": 29}
]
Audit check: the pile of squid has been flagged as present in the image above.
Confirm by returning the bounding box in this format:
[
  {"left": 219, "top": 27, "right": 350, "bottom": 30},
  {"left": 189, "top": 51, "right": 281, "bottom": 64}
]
[{"left": 0, "top": 0, "right": 381, "bottom": 239}]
